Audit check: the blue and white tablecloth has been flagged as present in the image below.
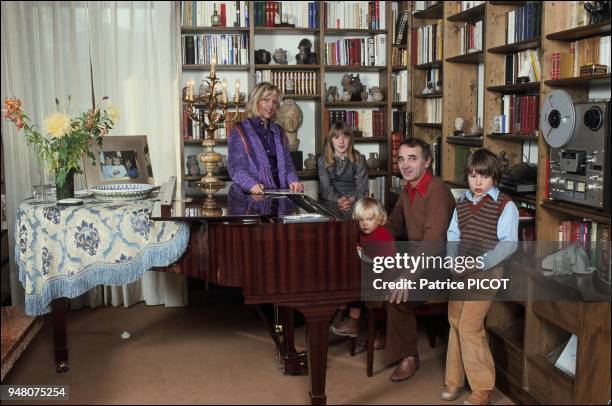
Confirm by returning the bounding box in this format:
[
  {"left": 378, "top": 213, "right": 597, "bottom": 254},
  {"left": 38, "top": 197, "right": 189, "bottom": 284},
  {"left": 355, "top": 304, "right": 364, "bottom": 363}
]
[{"left": 15, "top": 198, "right": 189, "bottom": 316}]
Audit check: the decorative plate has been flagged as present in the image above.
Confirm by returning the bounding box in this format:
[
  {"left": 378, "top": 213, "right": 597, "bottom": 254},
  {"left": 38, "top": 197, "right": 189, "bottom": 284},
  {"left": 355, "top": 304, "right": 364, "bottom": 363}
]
[{"left": 91, "top": 183, "right": 154, "bottom": 201}]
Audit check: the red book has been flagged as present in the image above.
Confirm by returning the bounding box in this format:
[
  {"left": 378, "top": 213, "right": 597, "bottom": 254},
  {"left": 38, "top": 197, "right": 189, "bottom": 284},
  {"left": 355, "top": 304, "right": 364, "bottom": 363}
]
[
  {"left": 220, "top": 3, "right": 226, "bottom": 26},
  {"left": 411, "top": 28, "right": 418, "bottom": 65},
  {"left": 375, "top": 1, "right": 380, "bottom": 29}
]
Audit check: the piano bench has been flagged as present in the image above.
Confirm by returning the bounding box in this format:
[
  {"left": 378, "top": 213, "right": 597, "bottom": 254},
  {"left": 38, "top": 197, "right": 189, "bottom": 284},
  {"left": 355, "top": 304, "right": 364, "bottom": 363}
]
[{"left": 349, "top": 301, "right": 448, "bottom": 377}]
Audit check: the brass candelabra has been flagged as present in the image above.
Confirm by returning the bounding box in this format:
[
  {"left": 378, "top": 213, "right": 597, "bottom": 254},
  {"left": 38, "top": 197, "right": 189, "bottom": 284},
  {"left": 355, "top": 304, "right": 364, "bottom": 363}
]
[{"left": 183, "top": 64, "right": 240, "bottom": 210}]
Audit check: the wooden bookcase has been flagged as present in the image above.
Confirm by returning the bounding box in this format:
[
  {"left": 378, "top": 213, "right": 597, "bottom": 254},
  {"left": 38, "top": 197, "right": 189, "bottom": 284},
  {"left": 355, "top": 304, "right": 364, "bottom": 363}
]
[
  {"left": 410, "top": 1, "right": 611, "bottom": 404},
  {"left": 177, "top": 1, "right": 411, "bottom": 205}
]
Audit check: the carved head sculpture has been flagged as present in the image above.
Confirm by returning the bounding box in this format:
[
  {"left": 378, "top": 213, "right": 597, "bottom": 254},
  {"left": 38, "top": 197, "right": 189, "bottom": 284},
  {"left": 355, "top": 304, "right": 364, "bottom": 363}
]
[
  {"left": 277, "top": 99, "right": 303, "bottom": 151},
  {"left": 277, "top": 99, "right": 303, "bottom": 133},
  {"left": 254, "top": 49, "right": 271, "bottom": 64}
]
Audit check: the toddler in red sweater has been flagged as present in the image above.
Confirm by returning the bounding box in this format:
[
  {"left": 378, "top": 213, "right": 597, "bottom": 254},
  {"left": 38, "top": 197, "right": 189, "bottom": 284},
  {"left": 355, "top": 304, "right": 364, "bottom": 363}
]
[{"left": 331, "top": 197, "right": 395, "bottom": 337}]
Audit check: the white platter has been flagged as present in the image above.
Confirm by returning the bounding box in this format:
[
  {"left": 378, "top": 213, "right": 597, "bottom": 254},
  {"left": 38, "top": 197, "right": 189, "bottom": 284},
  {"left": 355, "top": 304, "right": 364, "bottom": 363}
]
[{"left": 91, "top": 183, "right": 154, "bottom": 201}]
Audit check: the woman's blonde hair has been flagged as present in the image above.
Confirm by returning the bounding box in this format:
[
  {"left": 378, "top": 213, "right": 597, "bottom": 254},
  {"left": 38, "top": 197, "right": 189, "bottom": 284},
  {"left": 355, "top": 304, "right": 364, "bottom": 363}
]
[
  {"left": 352, "top": 197, "right": 387, "bottom": 224},
  {"left": 245, "top": 82, "right": 283, "bottom": 120},
  {"left": 323, "top": 121, "right": 361, "bottom": 168}
]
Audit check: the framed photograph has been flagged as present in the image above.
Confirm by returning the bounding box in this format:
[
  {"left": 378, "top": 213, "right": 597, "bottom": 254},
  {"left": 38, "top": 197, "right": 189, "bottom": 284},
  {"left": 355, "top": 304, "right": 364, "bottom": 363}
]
[{"left": 83, "top": 135, "right": 152, "bottom": 188}]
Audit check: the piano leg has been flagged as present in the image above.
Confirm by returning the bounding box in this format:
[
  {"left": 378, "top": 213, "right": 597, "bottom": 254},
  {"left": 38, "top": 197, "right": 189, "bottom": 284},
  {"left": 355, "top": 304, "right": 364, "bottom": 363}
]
[
  {"left": 51, "top": 298, "right": 69, "bottom": 373},
  {"left": 277, "top": 307, "right": 308, "bottom": 375},
  {"left": 300, "top": 305, "right": 337, "bottom": 406}
]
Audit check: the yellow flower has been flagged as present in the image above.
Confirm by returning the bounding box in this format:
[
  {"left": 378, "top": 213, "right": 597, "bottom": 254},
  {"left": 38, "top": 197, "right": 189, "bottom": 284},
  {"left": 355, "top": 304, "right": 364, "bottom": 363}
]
[
  {"left": 43, "top": 112, "right": 72, "bottom": 138},
  {"left": 108, "top": 105, "right": 120, "bottom": 124}
]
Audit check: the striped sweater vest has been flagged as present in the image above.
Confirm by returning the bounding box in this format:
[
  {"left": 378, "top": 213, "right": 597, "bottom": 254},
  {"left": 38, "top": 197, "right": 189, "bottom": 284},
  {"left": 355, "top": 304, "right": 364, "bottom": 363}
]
[{"left": 456, "top": 192, "right": 511, "bottom": 256}]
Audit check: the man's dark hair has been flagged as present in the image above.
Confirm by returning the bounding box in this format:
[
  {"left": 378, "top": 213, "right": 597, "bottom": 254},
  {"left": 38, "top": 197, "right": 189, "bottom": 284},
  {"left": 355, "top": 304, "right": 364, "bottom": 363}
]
[
  {"left": 463, "top": 148, "right": 503, "bottom": 185},
  {"left": 399, "top": 138, "right": 432, "bottom": 162}
]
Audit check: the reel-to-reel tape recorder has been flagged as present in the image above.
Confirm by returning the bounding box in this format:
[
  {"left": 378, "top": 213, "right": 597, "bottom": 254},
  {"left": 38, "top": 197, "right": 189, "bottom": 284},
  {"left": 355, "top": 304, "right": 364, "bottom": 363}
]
[{"left": 540, "top": 90, "right": 610, "bottom": 210}]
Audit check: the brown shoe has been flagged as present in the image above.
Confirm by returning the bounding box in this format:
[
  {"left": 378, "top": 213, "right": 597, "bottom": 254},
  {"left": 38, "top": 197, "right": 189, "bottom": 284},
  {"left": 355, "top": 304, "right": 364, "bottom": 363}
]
[
  {"left": 441, "top": 385, "right": 465, "bottom": 401},
  {"left": 330, "top": 317, "right": 359, "bottom": 337},
  {"left": 389, "top": 356, "right": 419, "bottom": 382},
  {"left": 463, "top": 390, "right": 493, "bottom": 405}
]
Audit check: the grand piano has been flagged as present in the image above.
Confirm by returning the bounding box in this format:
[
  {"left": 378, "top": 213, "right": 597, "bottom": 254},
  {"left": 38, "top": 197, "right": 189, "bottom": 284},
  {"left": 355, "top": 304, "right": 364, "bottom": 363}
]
[{"left": 154, "top": 178, "right": 362, "bottom": 405}]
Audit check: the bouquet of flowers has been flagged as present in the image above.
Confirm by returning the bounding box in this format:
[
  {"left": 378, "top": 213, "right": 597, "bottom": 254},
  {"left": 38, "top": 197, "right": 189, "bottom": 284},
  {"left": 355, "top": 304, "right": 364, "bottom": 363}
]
[{"left": 3, "top": 96, "right": 118, "bottom": 187}]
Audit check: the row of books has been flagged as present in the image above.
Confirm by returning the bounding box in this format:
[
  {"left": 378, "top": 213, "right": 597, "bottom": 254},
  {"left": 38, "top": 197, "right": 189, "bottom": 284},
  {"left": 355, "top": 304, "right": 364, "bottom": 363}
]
[
  {"left": 558, "top": 220, "right": 609, "bottom": 269},
  {"left": 390, "top": 132, "right": 404, "bottom": 172},
  {"left": 419, "top": 68, "right": 441, "bottom": 95},
  {"left": 412, "top": 1, "right": 440, "bottom": 13},
  {"left": 495, "top": 95, "right": 539, "bottom": 135},
  {"left": 182, "top": 110, "right": 247, "bottom": 141},
  {"left": 254, "top": 1, "right": 319, "bottom": 28},
  {"left": 410, "top": 24, "right": 443, "bottom": 66},
  {"left": 324, "top": 1, "right": 386, "bottom": 30},
  {"left": 368, "top": 177, "right": 386, "bottom": 206},
  {"left": 505, "top": 49, "right": 541, "bottom": 84},
  {"left": 324, "top": 35, "right": 387, "bottom": 66},
  {"left": 391, "top": 110, "right": 408, "bottom": 136},
  {"left": 391, "top": 71, "right": 409, "bottom": 103},
  {"left": 422, "top": 98, "right": 442, "bottom": 124},
  {"left": 551, "top": 1, "right": 593, "bottom": 33},
  {"left": 391, "top": 47, "right": 408, "bottom": 67},
  {"left": 458, "top": 21, "right": 483, "bottom": 55},
  {"left": 182, "top": 34, "right": 249, "bottom": 65},
  {"left": 255, "top": 70, "right": 318, "bottom": 95},
  {"left": 505, "top": 2, "right": 542, "bottom": 45},
  {"left": 550, "top": 35, "right": 611, "bottom": 79},
  {"left": 326, "top": 110, "right": 385, "bottom": 138},
  {"left": 455, "top": 1, "right": 484, "bottom": 13},
  {"left": 180, "top": 1, "right": 249, "bottom": 27},
  {"left": 549, "top": 35, "right": 610, "bottom": 79}
]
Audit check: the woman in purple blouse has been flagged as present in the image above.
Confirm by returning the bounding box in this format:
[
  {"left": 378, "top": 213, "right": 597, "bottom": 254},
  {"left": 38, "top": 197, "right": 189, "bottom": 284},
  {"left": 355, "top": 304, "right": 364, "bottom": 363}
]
[{"left": 227, "top": 82, "right": 304, "bottom": 195}]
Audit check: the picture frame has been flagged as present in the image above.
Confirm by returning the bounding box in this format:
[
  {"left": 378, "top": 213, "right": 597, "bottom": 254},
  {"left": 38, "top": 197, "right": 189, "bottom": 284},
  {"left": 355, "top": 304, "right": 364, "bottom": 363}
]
[{"left": 82, "top": 135, "right": 153, "bottom": 188}]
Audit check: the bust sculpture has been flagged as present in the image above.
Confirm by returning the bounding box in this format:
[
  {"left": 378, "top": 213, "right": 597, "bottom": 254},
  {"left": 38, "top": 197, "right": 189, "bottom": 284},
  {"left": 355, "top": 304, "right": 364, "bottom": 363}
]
[{"left": 277, "top": 99, "right": 303, "bottom": 152}]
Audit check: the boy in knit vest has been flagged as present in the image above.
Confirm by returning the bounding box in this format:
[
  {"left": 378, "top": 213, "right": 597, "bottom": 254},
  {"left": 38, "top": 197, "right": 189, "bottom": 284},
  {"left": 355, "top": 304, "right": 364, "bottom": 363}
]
[{"left": 442, "top": 149, "right": 518, "bottom": 405}]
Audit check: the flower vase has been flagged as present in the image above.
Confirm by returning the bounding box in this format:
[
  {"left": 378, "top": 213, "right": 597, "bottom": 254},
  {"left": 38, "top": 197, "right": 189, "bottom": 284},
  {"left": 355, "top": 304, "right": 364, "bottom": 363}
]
[{"left": 56, "top": 169, "right": 75, "bottom": 200}]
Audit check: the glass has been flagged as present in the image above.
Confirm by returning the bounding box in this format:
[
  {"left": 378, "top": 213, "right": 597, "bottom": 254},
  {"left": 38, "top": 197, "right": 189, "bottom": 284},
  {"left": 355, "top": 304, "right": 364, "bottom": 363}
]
[{"left": 32, "top": 184, "right": 55, "bottom": 200}]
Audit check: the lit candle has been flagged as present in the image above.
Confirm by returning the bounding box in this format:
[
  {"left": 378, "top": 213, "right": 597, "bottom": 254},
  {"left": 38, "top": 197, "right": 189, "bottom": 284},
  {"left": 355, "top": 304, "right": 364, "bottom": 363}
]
[
  {"left": 221, "top": 80, "right": 228, "bottom": 104},
  {"left": 211, "top": 56, "right": 217, "bottom": 77},
  {"left": 234, "top": 79, "right": 240, "bottom": 102},
  {"left": 187, "top": 80, "right": 195, "bottom": 101}
]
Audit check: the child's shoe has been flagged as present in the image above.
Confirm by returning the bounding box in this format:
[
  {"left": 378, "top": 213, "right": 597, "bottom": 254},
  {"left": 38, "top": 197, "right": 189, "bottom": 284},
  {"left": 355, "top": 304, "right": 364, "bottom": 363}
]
[
  {"left": 440, "top": 385, "right": 465, "bottom": 401},
  {"left": 330, "top": 317, "right": 359, "bottom": 337},
  {"left": 463, "top": 390, "right": 493, "bottom": 405}
]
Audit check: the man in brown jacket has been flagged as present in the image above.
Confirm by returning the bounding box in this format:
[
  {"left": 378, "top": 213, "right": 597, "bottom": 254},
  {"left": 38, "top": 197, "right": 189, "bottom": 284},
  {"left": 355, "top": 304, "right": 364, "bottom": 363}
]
[{"left": 384, "top": 138, "right": 456, "bottom": 382}]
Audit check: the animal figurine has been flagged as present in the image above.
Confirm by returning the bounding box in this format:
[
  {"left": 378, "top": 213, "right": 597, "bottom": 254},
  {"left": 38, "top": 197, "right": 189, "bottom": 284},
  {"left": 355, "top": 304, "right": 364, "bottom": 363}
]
[
  {"left": 295, "top": 38, "right": 317, "bottom": 64},
  {"left": 341, "top": 74, "right": 364, "bottom": 102}
]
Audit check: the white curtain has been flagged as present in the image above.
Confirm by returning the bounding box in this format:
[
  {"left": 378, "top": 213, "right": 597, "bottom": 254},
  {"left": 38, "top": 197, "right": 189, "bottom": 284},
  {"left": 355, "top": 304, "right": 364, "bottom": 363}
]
[{"left": 1, "top": 1, "right": 187, "bottom": 308}]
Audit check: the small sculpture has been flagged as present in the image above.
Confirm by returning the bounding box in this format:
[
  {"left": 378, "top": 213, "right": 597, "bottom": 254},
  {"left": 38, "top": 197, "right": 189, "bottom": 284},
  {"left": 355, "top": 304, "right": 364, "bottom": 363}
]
[
  {"left": 254, "top": 49, "right": 271, "bottom": 64},
  {"left": 295, "top": 38, "right": 317, "bottom": 65},
  {"left": 277, "top": 99, "right": 303, "bottom": 152},
  {"left": 341, "top": 91, "right": 352, "bottom": 102},
  {"left": 369, "top": 86, "right": 384, "bottom": 102},
  {"left": 366, "top": 152, "right": 381, "bottom": 170},
  {"left": 454, "top": 117, "right": 465, "bottom": 135},
  {"left": 361, "top": 89, "right": 368, "bottom": 102},
  {"left": 326, "top": 85, "right": 339, "bottom": 102},
  {"left": 304, "top": 153, "right": 317, "bottom": 170},
  {"left": 585, "top": 1, "right": 611, "bottom": 24},
  {"left": 341, "top": 73, "right": 364, "bottom": 102},
  {"left": 273, "top": 48, "right": 288, "bottom": 64}
]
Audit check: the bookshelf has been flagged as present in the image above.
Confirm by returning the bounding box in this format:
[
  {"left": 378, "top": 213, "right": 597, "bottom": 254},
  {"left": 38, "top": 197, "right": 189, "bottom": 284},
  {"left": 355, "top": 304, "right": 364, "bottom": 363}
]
[
  {"left": 178, "top": 1, "right": 408, "bottom": 202},
  {"left": 406, "top": 2, "right": 611, "bottom": 404}
]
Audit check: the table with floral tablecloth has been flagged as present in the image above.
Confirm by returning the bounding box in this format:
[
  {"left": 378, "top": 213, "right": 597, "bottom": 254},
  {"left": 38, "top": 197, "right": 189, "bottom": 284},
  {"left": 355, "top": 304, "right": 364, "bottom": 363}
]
[{"left": 15, "top": 197, "right": 189, "bottom": 316}]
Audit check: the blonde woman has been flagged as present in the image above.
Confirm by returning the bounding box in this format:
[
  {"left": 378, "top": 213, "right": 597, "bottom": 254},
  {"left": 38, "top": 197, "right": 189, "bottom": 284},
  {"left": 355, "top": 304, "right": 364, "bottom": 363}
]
[{"left": 227, "top": 82, "right": 303, "bottom": 194}]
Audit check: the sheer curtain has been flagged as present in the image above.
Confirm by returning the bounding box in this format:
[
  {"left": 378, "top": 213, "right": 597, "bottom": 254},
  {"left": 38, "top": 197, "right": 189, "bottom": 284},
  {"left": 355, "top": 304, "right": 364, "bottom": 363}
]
[
  {"left": 1, "top": 1, "right": 93, "bottom": 305},
  {"left": 1, "top": 1, "right": 187, "bottom": 308},
  {"left": 86, "top": 1, "right": 186, "bottom": 308}
]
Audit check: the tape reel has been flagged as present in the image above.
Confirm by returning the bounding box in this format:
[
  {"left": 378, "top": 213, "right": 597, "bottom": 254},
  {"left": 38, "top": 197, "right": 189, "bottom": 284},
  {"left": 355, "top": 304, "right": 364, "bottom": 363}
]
[{"left": 540, "top": 90, "right": 576, "bottom": 148}]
